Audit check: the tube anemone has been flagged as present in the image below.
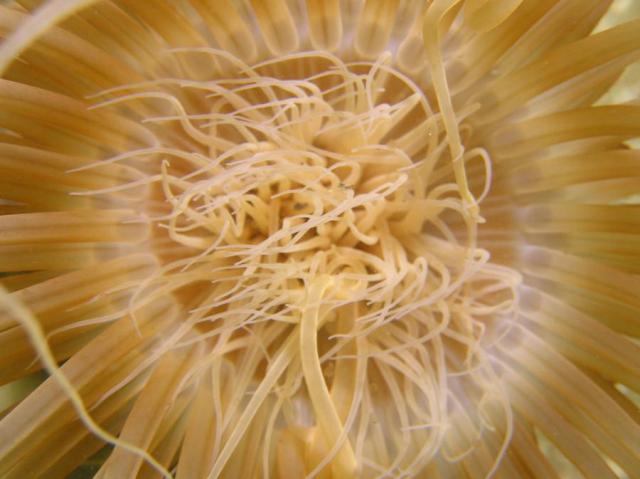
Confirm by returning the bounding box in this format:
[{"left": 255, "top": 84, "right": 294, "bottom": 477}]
[{"left": 0, "top": 1, "right": 639, "bottom": 478}]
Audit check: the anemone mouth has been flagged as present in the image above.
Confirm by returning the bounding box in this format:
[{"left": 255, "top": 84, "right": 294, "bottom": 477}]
[{"left": 0, "top": 1, "right": 640, "bottom": 479}]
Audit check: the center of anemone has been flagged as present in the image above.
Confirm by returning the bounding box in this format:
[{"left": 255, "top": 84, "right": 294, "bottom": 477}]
[
  {"left": 107, "top": 49, "right": 517, "bottom": 369},
  {"left": 88, "top": 49, "right": 520, "bottom": 473},
  {"left": 152, "top": 53, "right": 454, "bottom": 319}
]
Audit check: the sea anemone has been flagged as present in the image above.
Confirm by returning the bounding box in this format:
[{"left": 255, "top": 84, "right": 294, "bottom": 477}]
[{"left": 0, "top": 1, "right": 639, "bottom": 478}]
